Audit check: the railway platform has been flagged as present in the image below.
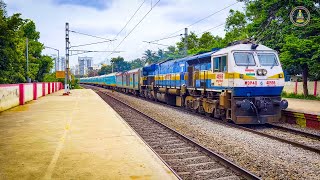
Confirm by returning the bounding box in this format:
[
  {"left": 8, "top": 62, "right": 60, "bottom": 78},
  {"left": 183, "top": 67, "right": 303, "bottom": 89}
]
[
  {"left": 283, "top": 98, "right": 320, "bottom": 129},
  {"left": 0, "top": 89, "right": 177, "bottom": 179},
  {"left": 286, "top": 98, "right": 320, "bottom": 115}
]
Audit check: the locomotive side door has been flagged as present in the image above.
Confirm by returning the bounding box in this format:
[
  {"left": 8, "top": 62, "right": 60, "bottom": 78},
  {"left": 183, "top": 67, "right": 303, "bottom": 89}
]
[
  {"left": 187, "top": 66, "right": 194, "bottom": 87},
  {"left": 212, "top": 55, "right": 228, "bottom": 87},
  {"left": 227, "top": 54, "right": 234, "bottom": 87}
]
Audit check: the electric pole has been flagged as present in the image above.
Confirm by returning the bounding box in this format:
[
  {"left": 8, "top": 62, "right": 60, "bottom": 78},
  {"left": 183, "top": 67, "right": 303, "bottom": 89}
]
[
  {"left": 44, "top": 46, "right": 59, "bottom": 71},
  {"left": 64, "top": 22, "right": 70, "bottom": 94},
  {"left": 184, "top": 28, "right": 188, "bottom": 57},
  {"left": 112, "top": 62, "right": 113, "bottom": 73}
]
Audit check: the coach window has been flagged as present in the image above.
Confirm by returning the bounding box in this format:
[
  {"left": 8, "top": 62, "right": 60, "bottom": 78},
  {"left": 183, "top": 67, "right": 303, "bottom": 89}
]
[{"left": 213, "top": 56, "right": 227, "bottom": 72}]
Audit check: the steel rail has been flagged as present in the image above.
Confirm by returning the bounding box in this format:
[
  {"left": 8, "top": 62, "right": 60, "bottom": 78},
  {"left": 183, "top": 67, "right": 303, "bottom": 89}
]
[
  {"left": 84, "top": 85, "right": 260, "bottom": 180},
  {"left": 266, "top": 123, "right": 320, "bottom": 140},
  {"left": 82, "top": 84, "right": 320, "bottom": 155},
  {"left": 233, "top": 124, "right": 320, "bottom": 154}
]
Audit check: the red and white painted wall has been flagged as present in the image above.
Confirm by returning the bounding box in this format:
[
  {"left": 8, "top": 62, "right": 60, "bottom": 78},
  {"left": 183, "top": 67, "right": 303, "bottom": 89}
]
[
  {"left": 283, "top": 81, "right": 319, "bottom": 96},
  {"left": 0, "top": 82, "right": 63, "bottom": 112}
]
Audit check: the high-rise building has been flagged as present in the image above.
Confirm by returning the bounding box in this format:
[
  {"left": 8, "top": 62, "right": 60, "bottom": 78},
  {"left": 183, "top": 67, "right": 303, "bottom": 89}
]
[
  {"left": 60, "top": 57, "right": 66, "bottom": 71},
  {"left": 70, "top": 65, "right": 80, "bottom": 75},
  {"left": 78, "top": 57, "right": 93, "bottom": 75},
  {"left": 49, "top": 54, "right": 59, "bottom": 73},
  {"left": 55, "top": 56, "right": 59, "bottom": 71}
]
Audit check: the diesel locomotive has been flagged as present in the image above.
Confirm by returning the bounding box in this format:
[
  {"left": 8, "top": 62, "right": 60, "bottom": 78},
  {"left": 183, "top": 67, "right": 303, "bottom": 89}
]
[{"left": 80, "top": 40, "right": 288, "bottom": 124}]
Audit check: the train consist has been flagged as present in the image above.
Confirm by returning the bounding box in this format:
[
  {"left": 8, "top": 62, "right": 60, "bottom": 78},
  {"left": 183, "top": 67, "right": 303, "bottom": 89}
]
[{"left": 80, "top": 40, "right": 288, "bottom": 124}]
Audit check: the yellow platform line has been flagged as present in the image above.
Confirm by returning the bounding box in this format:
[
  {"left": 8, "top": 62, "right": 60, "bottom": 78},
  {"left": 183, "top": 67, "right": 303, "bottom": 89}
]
[{"left": 42, "top": 97, "right": 79, "bottom": 180}]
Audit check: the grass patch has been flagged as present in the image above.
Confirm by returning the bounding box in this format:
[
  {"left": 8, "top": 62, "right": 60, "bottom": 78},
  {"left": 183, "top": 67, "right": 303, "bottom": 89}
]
[
  {"left": 72, "top": 84, "right": 83, "bottom": 89},
  {"left": 281, "top": 91, "right": 320, "bottom": 101}
]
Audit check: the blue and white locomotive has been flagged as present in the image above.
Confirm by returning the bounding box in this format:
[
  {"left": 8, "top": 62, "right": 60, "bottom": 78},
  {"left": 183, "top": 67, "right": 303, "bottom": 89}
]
[{"left": 80, "top": 40, "right": 288, "bottom": 124}]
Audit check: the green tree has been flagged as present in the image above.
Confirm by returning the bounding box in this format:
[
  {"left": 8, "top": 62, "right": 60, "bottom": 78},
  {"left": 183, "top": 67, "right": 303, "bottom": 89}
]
[
  {"left": 0, "top": 1, "right": 54, "bottom": 84},
  {"left": 164, "top": 45, "right": 180, "bottom": 59},
  {"left": 280, "top": 35, "right": 320, "bottom": 95},
  {"left": 0, "top": 3, "right": 25, "bottom": 83},
  {"left": 143, "top": 49, "right": 158, "bottom": 64},
  {"left": 111, "top": 56, "right": 131, "bottom": 72},
  {"left": 98, "top": 65, "right": 112, "bottom": 75},
  {"left": 241, "top": 0, "right": 320, "bottom": 95},
  {"left": 177, "top": 32, "right": 198, "bottom": 51},
  {"left": 130, "top": 58, "right": 145, "bottom": 69},
  {"left": 223, "top": 9, "right": 248, "bottom": 45}
]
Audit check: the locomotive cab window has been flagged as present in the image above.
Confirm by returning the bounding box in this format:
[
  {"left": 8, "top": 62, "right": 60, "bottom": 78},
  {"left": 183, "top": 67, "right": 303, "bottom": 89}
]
[
  {"left": 213, "top": 56, "right": 227, "bottom": 72},
  {"left": 257, "top": 53, "right": 279, "bottom": 66},
  {"left": 233, "top": 52, "right": 255, "bottom": 66}
]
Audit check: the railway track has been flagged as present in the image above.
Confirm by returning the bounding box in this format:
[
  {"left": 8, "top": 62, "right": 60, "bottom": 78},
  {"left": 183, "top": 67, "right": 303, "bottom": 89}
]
[
  {"left": 267, "top": 123, "right": 320, "bottom": 140},
  {"left": 84, "top": 85, "right": 320, "bottom": 155},
  {"left": 253, "top": 123, "right": 320, "bottom": 152},
  {"left": 85, "top": 85, "right": 260, "bottom": 180}
]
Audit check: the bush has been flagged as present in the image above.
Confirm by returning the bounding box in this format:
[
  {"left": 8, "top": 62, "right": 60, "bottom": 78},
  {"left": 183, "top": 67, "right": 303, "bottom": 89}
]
[{"left": 281, "top": 91, "right": 320, "bottom": 100}]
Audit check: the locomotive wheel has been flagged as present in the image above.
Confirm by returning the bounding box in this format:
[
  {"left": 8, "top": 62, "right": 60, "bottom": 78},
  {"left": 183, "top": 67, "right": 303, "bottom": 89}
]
[
  {"left": 191, "top": 108, "right": 198, "bottom": 113},
  {"left": 221, "top": 115, "right": 227, "bottom": 122},
  {"left": 205, "top": 112, "right": 212, "bottom": 117}
]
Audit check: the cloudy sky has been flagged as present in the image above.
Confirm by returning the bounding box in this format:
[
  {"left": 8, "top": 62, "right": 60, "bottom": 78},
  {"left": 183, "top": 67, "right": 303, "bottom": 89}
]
[{"left": 5, "top": 0, "right": 244, "bottom": 66}]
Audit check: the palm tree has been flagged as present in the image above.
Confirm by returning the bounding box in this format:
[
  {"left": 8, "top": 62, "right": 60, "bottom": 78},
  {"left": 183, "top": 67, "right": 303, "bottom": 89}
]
[{"left": 143, "top": 49, "right": 156, "bottom": 64}]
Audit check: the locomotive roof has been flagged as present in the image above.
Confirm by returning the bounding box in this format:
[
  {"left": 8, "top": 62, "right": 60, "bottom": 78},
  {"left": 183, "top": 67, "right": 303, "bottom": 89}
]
[
  {"left": 158, "top": 50, "right": 217, "bottom": 65},
  {"left": 212, "top": 43, "right": 275, "bottom": 56}
]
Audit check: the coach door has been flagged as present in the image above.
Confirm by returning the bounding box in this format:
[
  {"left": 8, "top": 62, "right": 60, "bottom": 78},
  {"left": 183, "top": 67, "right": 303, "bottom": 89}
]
[{"left": 132, "top": 74, "right": 135, "bottom": 88}]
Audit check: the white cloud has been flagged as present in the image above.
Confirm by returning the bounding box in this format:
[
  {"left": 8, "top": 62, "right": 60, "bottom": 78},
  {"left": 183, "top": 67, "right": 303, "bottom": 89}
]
[{"left": 5, "top": 0, "right": 244, "bottom": 66}]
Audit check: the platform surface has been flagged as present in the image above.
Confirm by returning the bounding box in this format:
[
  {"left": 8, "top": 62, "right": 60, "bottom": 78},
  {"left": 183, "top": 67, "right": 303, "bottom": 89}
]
[
  {"left": 0, "top": 89, "right": 177, "bottom": 180},
  {"left": 286, "top": 98, "right": 320, "bottom": 115}
]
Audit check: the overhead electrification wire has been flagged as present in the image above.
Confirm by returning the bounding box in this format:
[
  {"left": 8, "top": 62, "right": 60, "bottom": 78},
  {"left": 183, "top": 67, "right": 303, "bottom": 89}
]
[
  {"left": 149, "top": 1, "right": 239, "bottom": 42},
  {"left": 142, "top": 41, "right": 170, "bottom": 47},
  {"left": 70, "top": 39, "right": 116, "bottom": 48},
  {"left": 69, "top": 30, "right": 112, "bottom": 40},
  {"left": 109, "top": 0, "right": 161, "bottom": 55},
  {"left": 70, "top": 50, "right": 123, "bottom": 56},
  {"left": 196, "top": 23, "right": 225, "bottom": 36},
  {"left": 70, "top": 50, "right": 123, "bottom": 52},
  {"left": 148, "top": 34, "right": 183, "bottom": 43},
  {"left": 114, "top": 0, "right": 147, "bottom": 40},
  {"left": 103, "top": 0, "right": 147, "bottom": 56}
]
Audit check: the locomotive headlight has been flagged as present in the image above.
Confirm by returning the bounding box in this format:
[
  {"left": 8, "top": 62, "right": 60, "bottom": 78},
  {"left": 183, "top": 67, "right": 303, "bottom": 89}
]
[
  {"left": 257, "top": 69, "right": 263, "bottom": 76},
  {"left": 262, "top": 69, "right": 267, "bottom": 75}
]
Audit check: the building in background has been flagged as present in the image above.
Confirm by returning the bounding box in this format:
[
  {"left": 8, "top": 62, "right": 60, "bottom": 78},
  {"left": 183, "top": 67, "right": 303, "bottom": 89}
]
[
  {"left": 70, "top": 65, "right": 80, "bottom": 76},
  {"left": 48, "top": 55, "right": 66, "bottom": 73},
  {"left": 60, "top": 57, "right": 66, "bottom": 71},
  {"left": 87, "top": 64, "right": 101, "bottom": 77},
  {"left": 78, "top": 57, "right": 93, "bottom": 76},
  {"left": 49, "top": 54, "right": 58, "bottom": 73}
]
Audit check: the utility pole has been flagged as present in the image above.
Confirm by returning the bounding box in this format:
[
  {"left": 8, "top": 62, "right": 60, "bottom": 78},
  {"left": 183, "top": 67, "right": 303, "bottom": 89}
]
[
  {"left": 44, "top": 46, "right": 59, "bottom": 71},
  {"left": 57, "top": 50, "right": 60, "bottom": 71},
  {"left": 184, "top": 28, "right": 188, "bottom": 57},
  {"left": 64, "top": 22, "right": 70, "bottom": 95},
  {"left": 26, "top": 38, "right": 31, "bottom": 83},
  {"left": 111, "top": 62, "right": 113, "bottom": 73}
]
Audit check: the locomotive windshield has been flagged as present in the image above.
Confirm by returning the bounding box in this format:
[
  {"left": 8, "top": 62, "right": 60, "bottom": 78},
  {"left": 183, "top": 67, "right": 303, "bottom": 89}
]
[
  {"left": 233, "top": 52, "right": 255, "bottom": 66},
  {"left": 257, "top": 53, "right": 278, "bottom": 66}
]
